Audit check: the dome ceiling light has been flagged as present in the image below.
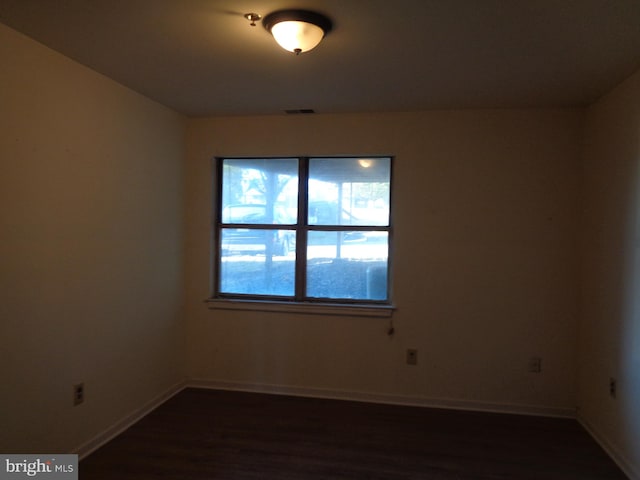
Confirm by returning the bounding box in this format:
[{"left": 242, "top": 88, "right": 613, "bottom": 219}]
[{"left": 260, "top": 9, "right": 333, "bottom": 55}]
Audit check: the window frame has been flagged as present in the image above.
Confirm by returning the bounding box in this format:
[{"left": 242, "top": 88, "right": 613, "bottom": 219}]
[{"left": 209, "top": 156, "right": 395, "bottom": 314}]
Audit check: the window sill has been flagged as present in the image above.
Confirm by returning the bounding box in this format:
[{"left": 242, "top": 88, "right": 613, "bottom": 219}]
[{"left": 205, "top": 298, "right": 395, "bottom": 318}]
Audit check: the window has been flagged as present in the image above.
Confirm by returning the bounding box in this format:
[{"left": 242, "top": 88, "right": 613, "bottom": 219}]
[{"left": 212, "top": 157, "right": 392, "bottom": 308}]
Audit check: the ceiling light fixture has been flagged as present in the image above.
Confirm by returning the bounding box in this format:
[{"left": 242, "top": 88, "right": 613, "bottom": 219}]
[{"left": 262, "top": 9, "right": 332, "bottom": 55}]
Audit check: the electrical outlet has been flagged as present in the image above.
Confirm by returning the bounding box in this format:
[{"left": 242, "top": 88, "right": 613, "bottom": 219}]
[
  {"left": 528, "top": 356, "right": 542, "bottom": 373},
  {"left": 609, "top": 378, "right": 617, "bottom": 398},
  {"left": 406, "top": 349, "right": 418, "bottom": 365},
  {"left": 73, "top": 383, "right": 84, "bottom": 406}
]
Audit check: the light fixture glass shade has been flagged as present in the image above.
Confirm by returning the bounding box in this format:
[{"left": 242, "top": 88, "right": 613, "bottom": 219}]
[{"left": 270, "top": 20, "right": 325, "bottom": 53}]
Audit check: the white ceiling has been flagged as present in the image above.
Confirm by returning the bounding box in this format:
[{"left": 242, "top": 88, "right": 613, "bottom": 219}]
[{"left": 1, "top": 0, "right": 639, "bottom": 117}]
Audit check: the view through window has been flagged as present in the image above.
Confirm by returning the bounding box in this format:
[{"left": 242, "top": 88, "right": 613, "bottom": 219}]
[{"left": 214, "top": 157, "right": 392, "bottom": 304}]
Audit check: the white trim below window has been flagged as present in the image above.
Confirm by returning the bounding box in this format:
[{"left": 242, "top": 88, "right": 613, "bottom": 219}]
[{"left": 205, "top": 298, "right": 395, "bottom": 318}]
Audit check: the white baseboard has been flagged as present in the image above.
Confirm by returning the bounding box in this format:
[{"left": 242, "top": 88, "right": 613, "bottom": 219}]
[
  {"left": 73, "top": 379, "right": 187, "bottom": 460},
  {"left": 187, "top": 378, "right": 576, "bottom": 418},
  {"left": 578, "top": 415, "right": 639, "bottom": 480}
]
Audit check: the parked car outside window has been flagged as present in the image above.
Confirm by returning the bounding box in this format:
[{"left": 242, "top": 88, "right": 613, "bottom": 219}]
[{"left": 221, "top": 204, "right": 295, "bottom": 256}]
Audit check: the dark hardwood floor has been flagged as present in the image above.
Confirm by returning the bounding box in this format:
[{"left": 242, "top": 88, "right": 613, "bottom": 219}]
[{"left": 80, "top": 388, "right": 627, "bottom": 479}]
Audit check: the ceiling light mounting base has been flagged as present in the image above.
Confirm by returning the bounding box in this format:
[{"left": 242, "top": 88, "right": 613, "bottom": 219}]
[{"left": 244, "top": 13, "right": 261, "bottom": 27}]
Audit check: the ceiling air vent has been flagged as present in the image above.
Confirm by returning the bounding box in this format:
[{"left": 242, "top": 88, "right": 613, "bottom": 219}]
[{"left": 285, "top": 109, "right": 315, "bottom": 114}]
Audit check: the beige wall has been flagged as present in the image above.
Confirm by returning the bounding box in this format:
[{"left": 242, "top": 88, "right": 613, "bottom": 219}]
[
  {"left": 0, "top": 24, "right": 186, "bottom": 453},
  {"left": 580, "top": 68, "right": 640, "bottom": 478},
  {"left": 185, "top": 109, "right": 583, "bottom": 414}
]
